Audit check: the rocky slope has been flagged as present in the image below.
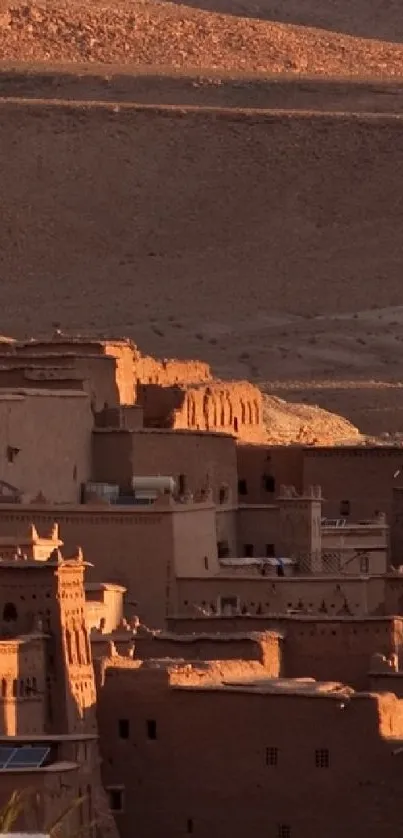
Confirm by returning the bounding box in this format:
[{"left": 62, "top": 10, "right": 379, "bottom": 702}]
[
  {"left": 262, "top": 394, "right": 362, "bottom": 445},
  {"left": 2, "top": 1, "right": 403, "bottom": 76}
]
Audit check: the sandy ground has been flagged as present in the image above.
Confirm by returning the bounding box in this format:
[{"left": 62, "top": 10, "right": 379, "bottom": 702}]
[
  {"left": 1, "top": 76, "right": 403, "bottom": 434},
  {"left": 1, "top": 0, "right": 403, "bottom": 439}
]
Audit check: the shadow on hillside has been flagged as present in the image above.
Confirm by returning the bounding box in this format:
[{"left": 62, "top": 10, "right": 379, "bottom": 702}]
[{"left": 165, "top": 0, "right": 403, "bottom": 44}]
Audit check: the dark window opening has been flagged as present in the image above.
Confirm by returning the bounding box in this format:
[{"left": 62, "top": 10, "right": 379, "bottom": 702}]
[
  {"left": 108, "top": 789, "right": 124, "bottom": 813},
  {"left": 178, "top": 474, "right": 186, "bottom": 495},
  {"left": 340, "top": 500, "right": 350, "bottom": 518},
  {"left": 360, "top": 556, "right": 369, "bottom": 574},
  {"left": 204, "top": 556, "right": 209, "bottom": 571},
  {"left": 265, "top": 746, "right": 278, "bottom": 766},
  {"left": 244, "top": 544, "right": 254, "bottom": 558},
  {"left": 263, "top": 474, "right": 276, "bottom": 493},
  {"left": 217, "top": 541, "right": 230, "bottom": 559},
  {"left": 6, "top": 445, "right": 20, "bottom": 464},
  {"left": 118, "top": 719, "right": 130, "bottom": 739},
  {"left": 266, "top": 544, "right": 275, "bottom": 558},
  {"left": 238, "top": 479, "right": 247, "bottom": 496},
  {"left": 233, "top": 418, "right": 239, "bottom": 432},
  {"left": 3, "top": 602, "right": 17, "bottom": 622},
  {"left": 220, "top": 596, "right": 239, "bottom": 614},
  {"left": 315, "top": 748, "right": 330, "bottom": 768},
  {"left": 187, "top": 819, "right": 194, "bottom": 834},
  {"left": 147, "top": 719, "right": 157, "bottom": 740},
  {"left": 278, "top": 826, "right": 291, "bottom": 838}
]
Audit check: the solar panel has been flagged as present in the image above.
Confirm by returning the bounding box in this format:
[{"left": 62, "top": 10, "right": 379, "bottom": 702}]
[
  {"left": 322, "top": 518, "right": 347, "bottom": 528},
  {"left": 0, "top": 747, "right": 16, "bottom": 768},
  {"left": 6, "top": 746, "right": 50, "bottom": 768}
]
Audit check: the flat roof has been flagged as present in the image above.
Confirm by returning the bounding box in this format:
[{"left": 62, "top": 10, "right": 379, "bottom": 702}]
[
  {"left": 0, "top": 501, "right": 215, "bottom": 515},
  {"left": 85, "top": 581, "right": 126, "bottom": 593},
  {"left": 236, "top": 442, "right": 403, "bottom": 452},
  {"left": 174, "top": 676, "right": 353, "bottom": 698},
  {"left": 0, "top": 352, "right": 115, "bottom": 363},
  {"left": 93, "top": 427, "right": 234, "bottom": 440},
  {"left": 0, "top": 633, "right": 48, "bottom": 645},
  {"left": 0, "top": 388, "right": 87, "bottom": 398},
  {"left": 148, "top": 630, "right": 281, "bottom": 643},
  {"left": 169, "top": 613, "right": 403, "bottom": 624},
  {"left": 0, "top": 733, "right": 96, "bottom": 742},
  {"left": 15, "top": 338, "right": 125, "bottom": 347},
  {"left": 236, "top": 503, "right": 278, "bottom": 511},
  {"left": 175, "top": 573, "right": 393, "bottom": 582},
  {"left": 0, "top": 536, "right": 61, "bottom": 544}
]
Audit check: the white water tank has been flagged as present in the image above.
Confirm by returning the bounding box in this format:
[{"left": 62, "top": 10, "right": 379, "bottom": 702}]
[{"left": 131, "top": 476, "right": 176, "bottom": 496}]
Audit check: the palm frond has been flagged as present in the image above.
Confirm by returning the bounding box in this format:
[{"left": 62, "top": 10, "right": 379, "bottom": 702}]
[
  {"left": 0, "top": 789, "right": 28, "bottom": 832},
  {"left": 47, "top": 795, "right": 87, "bottom": 837}
]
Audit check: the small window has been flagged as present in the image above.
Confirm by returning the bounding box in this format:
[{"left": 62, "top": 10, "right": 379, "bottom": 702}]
[
  {"left": 147, "top": 719, "right": 157, "bottom": 740},
  {"left": 238, "top": 479, "right": 248, "bottom": 496},
  {"left": 204, "top": 556, "right": 209, "bottom": 571},
  {"left": 263, "top": 474, "right": 276, "bottom": 492},
  {"left": 108, "top": 788, "right": 124, "bottom": 813},
  {"left": 266, "top": 544, "right": 275, "bottom": 558},
  {"left": 187, "top": 819, "right": 194, "bottom": 834},
  {"left": 6, "top": 445, "right": 19, "bottom": 464},
  {"left": 217, "top": 541, "right": 230, "bottom": 559},
  {"left": 178, "top": 474, "right": 186, "bottom": 495},
  {"left": 219, "top": 596, "right": 239, "bottom": 615},
  {"left": 360, "top": 556, "right": 369, "bottom": 574},
  {"left": 244, "top": 544, "right": 254, "bottom": 558},
  {"left": 3, "top": 603, "right": 17, "bottom": 622},
  {"left": 265, "top": 746, "right": 278, "bottom": 766},
  {"left": 118, "top": 719, "right": 130, "bottom": 739},
  {"left": 278, "top": 826, "right": 291, "bottom": 838},
  {"left": 315, "top": 748, "right": 330, "bottom": 768},
  {"left": 340, "top": 500, "right": 350, "bottom": 517}
]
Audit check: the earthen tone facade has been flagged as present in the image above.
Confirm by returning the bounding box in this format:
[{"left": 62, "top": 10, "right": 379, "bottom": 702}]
[{"left": 1, "top": 334, "right": 403, "bottom": 837}]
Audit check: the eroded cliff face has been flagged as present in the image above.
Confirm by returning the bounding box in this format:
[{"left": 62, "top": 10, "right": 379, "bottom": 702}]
[
  {"left": 0, "top": 335, "right": 362, "bottom": 445},
  {"left": 137, "top": 380, "right": 265, "bottom": 442}
]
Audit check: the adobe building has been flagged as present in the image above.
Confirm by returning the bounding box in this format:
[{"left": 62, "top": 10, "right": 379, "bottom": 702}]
[
  {"left": 137, "top": 379, "right": 263, "bottom": 440},
  {"left": 92, "top": 426, "right": 238, "bottom": 505},
  {"left": 96, "top": 640, "right": 403, "bottom": 838},
  {"left": 0, "top": 499, "right": 221, "bottom": 628},
  {"left": 0, "top": 539, "right": 118, "bottom": 838},
  {"left": 162, "top": 616, "right": 403, "bottom": 691},
  {"left": 237, "top": 442, "right": 403, "bottom": 522},
  {"left": 0, "top": 388, "right": 92, "bottom": 504},
  {"left": 0, "top": 483, "right": 396, "bottom": 631},
  {"left": 0, "top": 334, "right": 263, "bottom": 442}
]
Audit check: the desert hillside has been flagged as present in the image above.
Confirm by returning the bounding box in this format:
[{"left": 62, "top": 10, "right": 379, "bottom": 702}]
[
  {"left": 1, "top": 0, "right": 403, "bottom": 437},
  {"left": 1, "top": 97, "right": 403, "bottom": 339},
  {"left": 1, "top": 0, "right": 403, "bottom": 75}
]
